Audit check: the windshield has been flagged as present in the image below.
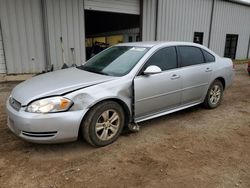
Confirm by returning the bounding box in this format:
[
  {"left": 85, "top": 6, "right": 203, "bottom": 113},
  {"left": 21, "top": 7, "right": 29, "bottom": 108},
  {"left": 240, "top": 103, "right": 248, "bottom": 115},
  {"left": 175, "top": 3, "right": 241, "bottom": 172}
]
[{"left": 78, "top": 46, "right": 149, "bottom": 76}]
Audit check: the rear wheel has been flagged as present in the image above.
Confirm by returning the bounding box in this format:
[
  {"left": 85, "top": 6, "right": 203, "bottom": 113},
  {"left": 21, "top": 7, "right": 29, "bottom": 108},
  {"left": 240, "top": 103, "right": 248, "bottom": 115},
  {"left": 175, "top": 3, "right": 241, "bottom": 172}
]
[
  {"left": 81, "top": 101, "right": 125, "bottom": 147},
  {"left": 204, "top": 80, "right": 224, "bottom": 109}
]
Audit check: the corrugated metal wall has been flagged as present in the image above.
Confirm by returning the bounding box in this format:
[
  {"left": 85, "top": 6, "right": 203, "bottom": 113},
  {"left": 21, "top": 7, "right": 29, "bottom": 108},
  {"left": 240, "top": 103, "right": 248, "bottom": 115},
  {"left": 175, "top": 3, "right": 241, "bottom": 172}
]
[
  {"left": 0, "top": 0, "right": 46, "bottom": 74},
  {"left": 142, "top": 0, "right": 157, "bottom": 41},
  {"left": 142, "top": 0, "right": 213, "bottom": 46},
  {"left": 0, "top": 23, "right": 6, "bottom": 73},
  {"left": 44, "top": 0, "right": 85, "bottom": 69},
  {"left": 142, "top": 0, "right": 250, "bottom": 59},
  {"left": 248, "top": 35, "right": 250, "bottom": 58},
  {"left": 210, "top": 0, "right": 250, "bottom": 59},
  {"left": 156, "top": 0, "right": 212, "bottom": 46},
  {"left": 84, "top": 0, "right": 140, "bottom": 15},
  {"left": 142, "top": 0, "right": 212, "bottom": 45}
]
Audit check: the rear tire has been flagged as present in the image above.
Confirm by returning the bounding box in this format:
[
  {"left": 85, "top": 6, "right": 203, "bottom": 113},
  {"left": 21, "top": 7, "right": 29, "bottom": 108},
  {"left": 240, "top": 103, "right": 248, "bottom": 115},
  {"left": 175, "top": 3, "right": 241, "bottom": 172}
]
[
  {"left": 81, "top": 101, "right": 125, "bottom": 147},
  {"left": 204, "top": 80, "right": 224, "bottom": 109}
]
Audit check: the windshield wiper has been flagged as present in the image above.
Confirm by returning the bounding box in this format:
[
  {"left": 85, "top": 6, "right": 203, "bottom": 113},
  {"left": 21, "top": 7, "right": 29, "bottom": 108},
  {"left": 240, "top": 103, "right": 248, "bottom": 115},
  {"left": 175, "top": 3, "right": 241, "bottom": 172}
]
[
  {"left": 77, "top": 66, "right": 110, "bottom": 76},
  {"left": 97, "top": 71, "right": 110, "bottom": 76}
]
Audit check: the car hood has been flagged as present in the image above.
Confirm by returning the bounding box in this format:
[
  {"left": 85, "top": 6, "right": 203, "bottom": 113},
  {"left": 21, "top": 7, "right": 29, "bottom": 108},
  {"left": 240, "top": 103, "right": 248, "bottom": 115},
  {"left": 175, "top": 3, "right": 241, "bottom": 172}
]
[{"left": 11, "top": 67, "right": 116, "bottom": 105}]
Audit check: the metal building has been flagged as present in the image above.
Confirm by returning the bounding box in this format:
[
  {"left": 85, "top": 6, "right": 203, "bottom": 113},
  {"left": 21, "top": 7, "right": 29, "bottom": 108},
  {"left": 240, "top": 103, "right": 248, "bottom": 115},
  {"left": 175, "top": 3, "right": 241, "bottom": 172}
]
[
  {"left": 142, "top": 0, "right": 250, "bottom": 59},
  {"left": 0, "top": 0, "right": 249, "bottom": 74}
]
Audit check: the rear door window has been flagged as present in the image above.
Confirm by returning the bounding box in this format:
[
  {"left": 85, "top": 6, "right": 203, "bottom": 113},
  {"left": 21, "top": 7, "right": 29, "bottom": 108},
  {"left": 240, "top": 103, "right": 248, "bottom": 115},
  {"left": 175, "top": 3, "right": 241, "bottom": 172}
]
[{"left": 178, "top": 46, "right": 205, "bottom": 67}]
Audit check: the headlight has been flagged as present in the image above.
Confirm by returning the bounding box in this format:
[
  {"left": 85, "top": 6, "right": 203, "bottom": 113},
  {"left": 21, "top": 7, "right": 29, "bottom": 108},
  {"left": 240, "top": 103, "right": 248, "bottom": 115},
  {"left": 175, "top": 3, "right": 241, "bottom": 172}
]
[{"left": 26, "top": 97, "right": 73, "bottom": 113}]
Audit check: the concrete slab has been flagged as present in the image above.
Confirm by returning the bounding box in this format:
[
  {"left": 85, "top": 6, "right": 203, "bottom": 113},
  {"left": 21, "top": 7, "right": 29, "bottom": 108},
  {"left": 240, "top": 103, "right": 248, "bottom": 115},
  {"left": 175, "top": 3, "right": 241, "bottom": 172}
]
[{"left": 0, "top": 74, "right": 34, "bottom": 83}]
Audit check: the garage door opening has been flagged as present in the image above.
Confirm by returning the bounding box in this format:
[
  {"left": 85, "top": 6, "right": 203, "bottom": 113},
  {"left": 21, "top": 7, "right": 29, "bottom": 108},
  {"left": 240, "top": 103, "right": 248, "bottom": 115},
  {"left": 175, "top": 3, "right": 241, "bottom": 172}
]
[{"left": 84, "top": 10, "right": 140, "bottom": 60}]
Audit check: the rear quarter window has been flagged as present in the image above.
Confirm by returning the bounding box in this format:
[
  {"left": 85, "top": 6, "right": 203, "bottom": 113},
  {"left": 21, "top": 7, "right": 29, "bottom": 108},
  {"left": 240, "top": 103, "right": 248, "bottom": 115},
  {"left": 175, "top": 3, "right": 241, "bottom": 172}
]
[
  {"left": 202, "top": 49, "right": 215, "bottom": 62},
  {"left": 178, "top": 46, "right": 205, "bottom": 67}
]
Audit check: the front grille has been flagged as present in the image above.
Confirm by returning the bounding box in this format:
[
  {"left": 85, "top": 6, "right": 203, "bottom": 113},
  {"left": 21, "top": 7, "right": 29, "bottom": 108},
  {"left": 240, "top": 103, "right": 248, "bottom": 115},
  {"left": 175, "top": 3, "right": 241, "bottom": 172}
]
[
  {"left": 9, "top": 97, "right": 21, "bottom": 111},
  {"left": 22, "top": 131, "right": 57, "bottom": 138}
]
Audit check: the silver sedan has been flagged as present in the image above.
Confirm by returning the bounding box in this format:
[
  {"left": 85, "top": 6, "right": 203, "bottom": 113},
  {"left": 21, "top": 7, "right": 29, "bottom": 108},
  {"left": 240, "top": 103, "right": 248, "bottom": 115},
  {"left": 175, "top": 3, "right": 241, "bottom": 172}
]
[{"left": 6, "top": 42, "right": 234, "bottom": 147}]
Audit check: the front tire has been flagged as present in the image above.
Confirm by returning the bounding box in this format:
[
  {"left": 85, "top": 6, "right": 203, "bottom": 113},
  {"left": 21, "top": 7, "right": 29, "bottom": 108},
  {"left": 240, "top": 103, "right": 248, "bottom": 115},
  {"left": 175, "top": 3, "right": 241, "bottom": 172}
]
[
  {"left": 81, "top": 101, "right": 125, "bottom": 147},
  {"left": 204, "top": 80, "right": 224, "bottom": 109}
]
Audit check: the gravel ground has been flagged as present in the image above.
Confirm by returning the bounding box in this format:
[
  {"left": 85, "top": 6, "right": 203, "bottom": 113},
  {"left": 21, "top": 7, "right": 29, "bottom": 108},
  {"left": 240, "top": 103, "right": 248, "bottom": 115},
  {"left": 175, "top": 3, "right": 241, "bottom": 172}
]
[{"left": 0, "top": 64, "right": 249, "bottom": 188}]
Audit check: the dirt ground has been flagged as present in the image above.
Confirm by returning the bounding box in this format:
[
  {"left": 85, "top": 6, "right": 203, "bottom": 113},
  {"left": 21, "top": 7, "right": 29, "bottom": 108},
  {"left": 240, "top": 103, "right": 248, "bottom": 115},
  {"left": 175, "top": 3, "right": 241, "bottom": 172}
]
[{"left": 0, "top": 64, "right": 249, "bottom": 188}]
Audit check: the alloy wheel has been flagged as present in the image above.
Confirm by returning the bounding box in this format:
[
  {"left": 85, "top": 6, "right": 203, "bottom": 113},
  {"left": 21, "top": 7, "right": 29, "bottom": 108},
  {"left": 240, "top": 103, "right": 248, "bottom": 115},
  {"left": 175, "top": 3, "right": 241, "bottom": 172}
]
[
  {"left": 95, "top": 110, "right": 120, "bottom": 141},
  {"left": 209, "top": 84, "right": 221, "bottom": 105}
]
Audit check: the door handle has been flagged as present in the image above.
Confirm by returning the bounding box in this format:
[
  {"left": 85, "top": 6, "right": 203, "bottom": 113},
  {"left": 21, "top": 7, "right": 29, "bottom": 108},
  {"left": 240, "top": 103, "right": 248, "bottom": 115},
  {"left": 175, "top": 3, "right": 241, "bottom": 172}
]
[
  {"left": 205, "top": 68, "right": 212, "bottom": 72},
  {"left": 171, "top": 74, "right": 180, "bottom": 80}
]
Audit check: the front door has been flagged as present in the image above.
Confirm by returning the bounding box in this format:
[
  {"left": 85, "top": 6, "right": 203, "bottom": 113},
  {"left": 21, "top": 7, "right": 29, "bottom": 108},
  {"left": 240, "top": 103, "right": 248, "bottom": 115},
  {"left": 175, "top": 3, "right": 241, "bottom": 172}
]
[{"left": 134, "top": 47, "right": 182, "bottom": 122}]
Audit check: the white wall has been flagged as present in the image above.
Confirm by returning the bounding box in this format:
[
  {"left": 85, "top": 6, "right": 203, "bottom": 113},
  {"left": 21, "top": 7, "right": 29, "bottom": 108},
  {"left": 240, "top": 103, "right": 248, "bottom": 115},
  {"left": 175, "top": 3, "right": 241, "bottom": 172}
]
[
  {"left": 0, "top": 24, "right": 6, "bottom": 73},
  {"left": 210, "top": 0, "right": 250, "bottom": 59},
  {"left": 156, "top": 0, "right": 212, "bottom": 47},
  {"left": 44, "top": 0, "right": 85, "bottom": 69},
  {"left": 0, "top": 0, "right": 46, "bottom": 74},
  {"left": 142, "top": 0, "right": 157, "bottom": 41},
  {"left": 142, "top": 0, "right": 250, "bottom": 59}
]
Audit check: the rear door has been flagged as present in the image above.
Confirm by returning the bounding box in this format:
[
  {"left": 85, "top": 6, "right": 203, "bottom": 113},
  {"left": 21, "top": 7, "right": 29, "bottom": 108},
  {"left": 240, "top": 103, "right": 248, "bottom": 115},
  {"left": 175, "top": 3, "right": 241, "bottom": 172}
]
[
  {"left": 134, "top": 46, "right": 182, "bottom": 121},
  {"left": 177, "top": 46, "right": 214, "bottom": 105}
]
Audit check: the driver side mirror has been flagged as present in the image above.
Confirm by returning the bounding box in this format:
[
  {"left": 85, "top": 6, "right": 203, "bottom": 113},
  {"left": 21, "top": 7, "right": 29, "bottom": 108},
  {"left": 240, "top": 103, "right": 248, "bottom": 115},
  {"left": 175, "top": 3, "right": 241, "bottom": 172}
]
[{"left": 143, "top": 65, "right": 162, "bottom": 75}]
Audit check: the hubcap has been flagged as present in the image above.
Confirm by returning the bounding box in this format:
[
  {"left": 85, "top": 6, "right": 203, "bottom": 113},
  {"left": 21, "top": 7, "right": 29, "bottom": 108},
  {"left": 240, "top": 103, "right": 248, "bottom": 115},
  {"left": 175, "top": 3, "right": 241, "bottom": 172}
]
[
  {"left": 209, "top": 85, "right": 221, "bottom": 105},
  {"left": 95, "top": 110, "right": 120, "bottom": 141}
]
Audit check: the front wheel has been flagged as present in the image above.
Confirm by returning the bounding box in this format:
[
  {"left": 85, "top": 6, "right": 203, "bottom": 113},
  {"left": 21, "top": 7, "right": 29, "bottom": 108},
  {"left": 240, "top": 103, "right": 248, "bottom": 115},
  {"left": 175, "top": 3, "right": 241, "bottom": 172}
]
[
  {"left": 204, "top": 80, "right": 224, "bottom": 109},
  {"left": 81, "top": 101, "right": 125, "bottom": 147}
]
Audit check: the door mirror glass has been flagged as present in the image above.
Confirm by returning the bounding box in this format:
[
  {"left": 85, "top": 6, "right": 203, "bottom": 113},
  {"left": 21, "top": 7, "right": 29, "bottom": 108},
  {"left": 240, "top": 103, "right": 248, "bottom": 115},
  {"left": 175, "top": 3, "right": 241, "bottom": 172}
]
[{"left": 143, "top": 65, "right": 162, "bottom": 75}]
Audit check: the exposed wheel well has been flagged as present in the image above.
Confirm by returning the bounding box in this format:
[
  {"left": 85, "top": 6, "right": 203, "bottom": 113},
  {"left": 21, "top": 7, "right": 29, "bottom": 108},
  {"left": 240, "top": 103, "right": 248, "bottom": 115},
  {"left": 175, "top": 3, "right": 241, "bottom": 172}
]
[
  {"left": 215, "top": 77, "right": 225, "bottom": 89},
  {"left": 79, "top": 99, "right": 131, "bottom": 137},
  {"left": 108, "top": 98, "right": 131, "bottom": 127}
]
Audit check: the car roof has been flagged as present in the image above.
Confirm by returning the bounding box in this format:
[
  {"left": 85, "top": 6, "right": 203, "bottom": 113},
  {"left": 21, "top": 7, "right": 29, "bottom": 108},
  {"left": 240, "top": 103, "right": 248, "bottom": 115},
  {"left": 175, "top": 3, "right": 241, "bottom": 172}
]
[
  {"left": 115, "top": 41, "right": 218, "bottom": 58},
  {"left": 115, "top": 41, "right": 205, "bottom": 48}
]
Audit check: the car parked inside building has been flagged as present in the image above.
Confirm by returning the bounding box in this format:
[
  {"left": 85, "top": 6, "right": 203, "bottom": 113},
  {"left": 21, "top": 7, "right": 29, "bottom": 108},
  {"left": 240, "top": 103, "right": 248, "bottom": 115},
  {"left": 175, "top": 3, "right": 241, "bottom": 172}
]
[{"left": 6, "top": 42, "right": 234, "bottom": 147}]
